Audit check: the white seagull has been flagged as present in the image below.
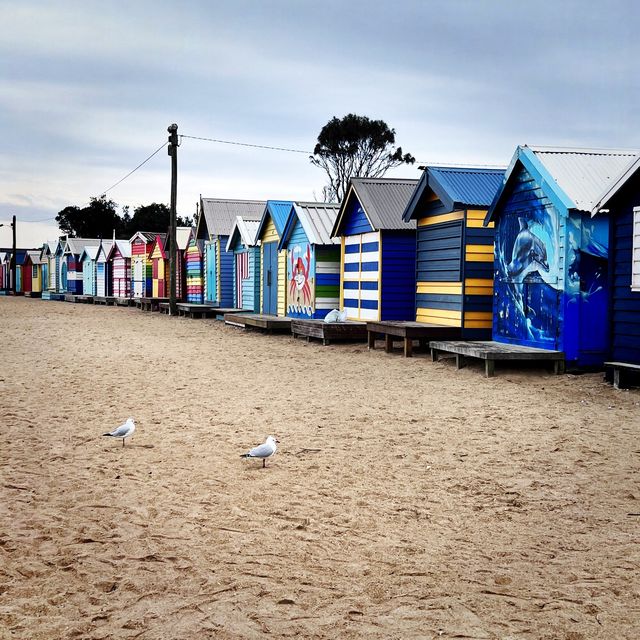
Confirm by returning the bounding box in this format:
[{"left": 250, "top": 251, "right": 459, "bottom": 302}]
[
  {"left": 103, "top": 418, "right": 136, "bottom": 447},
  {"left": 240, "top": 435, "right": 279, "bottom": 468}
]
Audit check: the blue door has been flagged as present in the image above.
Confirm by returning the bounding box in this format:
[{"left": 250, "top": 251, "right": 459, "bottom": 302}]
[
  {"left": 205, "top": 242, "right": 217, "bottom": 303},
  {"left": 61, "top": 261, "right": 68, "bottom": 291},
  {"left": 262, "top": 242, "right": 278, "bottom": 315}
]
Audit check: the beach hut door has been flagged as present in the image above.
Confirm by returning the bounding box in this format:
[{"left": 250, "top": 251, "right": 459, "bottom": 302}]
[
  {"left": 133, "top": 258, "right": 144, "bottom": 297},
  {"left": 263, "top": 242, "right": 278, "bottom": 314}
]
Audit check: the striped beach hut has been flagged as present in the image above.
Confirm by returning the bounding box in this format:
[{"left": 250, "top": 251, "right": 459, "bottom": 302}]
[
  {"left": 107, "top": 240, "right": 132, "bottom": 298},
  {"left": 486, "top": 145, "right": 640, "bottom": 368},
  {"left": 226, "top": 216, "right": 260, "bottom": 311},
  {"left": 255, "top": 200, "right": 292, "bottom": 315},
  {"left": 46, "top": 239, "right": 62, "bottom": 293},
  {"left": 331, "top": 178, "right": 418, "bottom": 321},
  {"left": 61, "top": 237, "right": 100, "bottom": 294},
  {"left": 171, "top": 227, "right": 192, "bottom": 300},
  {"left": 96, "top": 241, "right": 114, "bottom": 297},
  {"left": 184, "top": 229, "right": 204, "bottom": 303},
  {"left": 0, "top": 251, "right": 10, "bottom": 291},
  {"left": 148, "top": 234, "right": 169, "bottom": 298},
  {"left": 402, "top": 166, "right": 505, "bottom": 337},
  {"left": 197, "top": 198, "right": 265, "bottom": 306},
  {"left": 39, "top": 243, "right": 49, "bottom": 292},
  {"left": 278, "top": 202, "right": 341, "bottom": 319},
  {"left": 80, "top": 245, "right": 100, "bottom": 296},
  {"left": 130, "top": 232, "right": 156, "bottom": 298}
]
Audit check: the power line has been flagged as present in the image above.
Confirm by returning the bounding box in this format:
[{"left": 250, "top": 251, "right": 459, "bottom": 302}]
[
  {"left": 99, "top": 141, "right": 169, "bottom": 196},
  {"left": 180, "top": 134, "right": 312, "bottom": 155}
]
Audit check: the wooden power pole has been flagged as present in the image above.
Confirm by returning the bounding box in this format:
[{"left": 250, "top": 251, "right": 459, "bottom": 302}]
[
  {"left": 11, "top": 215, "right": 16, "bottom": 295},
  {"left": 168, "top": 124, "right": 178, "bottom": 315}
]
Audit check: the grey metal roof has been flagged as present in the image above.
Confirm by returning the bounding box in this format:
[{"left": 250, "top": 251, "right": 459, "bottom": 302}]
[
  {"left": 335, "top": 178, "right": 419, "bottom": 235},
  {"left": 199, "top": 198, "right": 266, "bottom": 238},
  {"left": 293, "top": 202, "right": 340, "bottom": 246},
  {"left": 80, "top": 245, "right": 100, "bottom": 261},
  {"left": 225, "top": 217, "right": 260, "bottom": 251},
  {"left": 27, "top": 250, "right": 46, "bottom": 265},
  {"left": 65, "top": 238, "right": 100, "bottom": 255},
  {"left": 529, "top": 145, "right": 640, "bottom": 213},
  {"left": 129, "top": 231, "right": 160, "bottom": 244},
  {"left": 97, "top": 241, "right": 114, "bottom": 262},
  {"left": 108, "top": 239, "right": 132, "bottom": 259}
]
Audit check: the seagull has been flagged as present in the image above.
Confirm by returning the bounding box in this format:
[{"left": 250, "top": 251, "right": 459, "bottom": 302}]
[
  {"left": 240, "top": 435, "right": 279, "bottom": 468},
  {"left": 103, "top": 418, "right": 136, "bottom": 447}
]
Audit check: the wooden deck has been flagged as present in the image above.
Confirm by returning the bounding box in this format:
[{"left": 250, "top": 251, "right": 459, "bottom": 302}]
[
  {"left": 366, "top": 321, "right": 462, "bottom": 357},
  {"left": 24, "top": 291, "right": 42, "bottom": 298},
  {"left": 211, "top": 307, "right": 244, "bottom": 320},
  {"left": 42, "top": 292, "right": 65, "bottom": 301},
  {"left": 115, "top": 297, "right": 133, "bottom": 306},
  {"left": 291, "top": 319, "right": 367, "bottom": 345},
  {"left": 429, "top": 340, "right": 565, "bottom": 378},
  {"left": 177, "top": 303, "right": 216, "bottom": 318},
  {"left": 76, "top": 295, "right": 94, "bottom": 304},
  {"left": 604, "top": 361, "right": 640, "bottom": 390},
  {"left": 93, "top": 296, "right": 116, "bottom": 305},
  {"left": 224, "top": 313, "right": 291, "bottom": 333},
  {"left": 64, "top": 293, "right": 80, "bottom": 303},
  {"left": 135, "top": 297, "right": 169, "bottom": 312}
]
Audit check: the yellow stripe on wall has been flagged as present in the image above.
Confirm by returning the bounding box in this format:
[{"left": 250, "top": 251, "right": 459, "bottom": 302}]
[
  {"left": 418, "top": 210, "right": 464, "bottom": 226},
  {"left": 464, "top": 278, "right": 493, "bottom": 296},
  {"left": 465, "top": 244, "right": 494, "bottom": 262},
  {"left": 465, "top": 209, "right": 493, "bottom": 228},
  {"left": 416, "top": 307, "right": 462, "bottom": 327},
  {"left": 417, "top": 281, "right": 462, "bottom": 295},
  {"left": 463, "top": 311, "right": 493, "bottom": 329}
]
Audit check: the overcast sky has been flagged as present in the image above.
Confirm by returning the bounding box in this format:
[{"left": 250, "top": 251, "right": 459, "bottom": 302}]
[{"left": 1, "top": 0, "right": 638, "bottom": 247}]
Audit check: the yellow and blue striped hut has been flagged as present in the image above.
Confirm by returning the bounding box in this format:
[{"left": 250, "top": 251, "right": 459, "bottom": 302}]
[
  {"left": 331, "top": 178, "right": 418, "bottom": 321},
  {"left": 402, "top": 166, "right": 505, "bottom": 338}
]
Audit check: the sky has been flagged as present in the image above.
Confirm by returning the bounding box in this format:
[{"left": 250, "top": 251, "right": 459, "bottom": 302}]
[{"left": 1, "top": 0, "right": 638, "bottom": 248}]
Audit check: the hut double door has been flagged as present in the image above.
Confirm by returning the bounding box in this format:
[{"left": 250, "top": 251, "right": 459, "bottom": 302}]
[{"left": 262, "top": 242, "right": 278, "bottom": 315}]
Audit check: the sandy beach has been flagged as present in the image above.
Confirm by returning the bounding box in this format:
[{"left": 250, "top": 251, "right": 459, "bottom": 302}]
[{"left": 0, "top": 296, "right": 638, "bottom": 639}]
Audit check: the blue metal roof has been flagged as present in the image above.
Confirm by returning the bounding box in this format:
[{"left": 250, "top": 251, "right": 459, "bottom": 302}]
[
  {"left": 403, "top": 166, "right": 505, "bottom": 221},
  {"left": 256, "top": 200, "right": 293, "bottom": 240}
]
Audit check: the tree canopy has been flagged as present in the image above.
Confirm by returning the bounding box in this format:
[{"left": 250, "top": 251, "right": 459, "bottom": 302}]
[
  {"left": 55, "top": 197, "right": 193, "bottom": 239},
  {"left": 310, "top": 114, "right": 415, "bottom": 202}
]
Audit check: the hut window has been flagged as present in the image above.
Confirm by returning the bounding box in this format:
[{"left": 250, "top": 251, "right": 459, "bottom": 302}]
[
  {"left": 32, "top": 265, "right": 38, "bottom": 277},
  {"left": 633, "top": 206, "right": 640, "bottom": 292}
]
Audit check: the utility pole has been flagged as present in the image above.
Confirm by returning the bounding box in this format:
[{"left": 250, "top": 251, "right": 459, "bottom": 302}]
[
  {"left": 167, "top": 124, "right": 178, "bottom": 315},
  {"left": 8, "top": 215, "right": 16, "bottom": 295}
]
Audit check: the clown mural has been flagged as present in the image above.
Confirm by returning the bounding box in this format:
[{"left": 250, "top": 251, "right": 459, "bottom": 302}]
[{"left": 288, "top": 243, "right": 314, "bottom": 317}]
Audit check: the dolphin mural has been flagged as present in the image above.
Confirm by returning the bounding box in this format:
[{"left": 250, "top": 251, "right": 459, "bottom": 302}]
[{"left": 506, "top": 218, "right": 549, "bottom": 279}]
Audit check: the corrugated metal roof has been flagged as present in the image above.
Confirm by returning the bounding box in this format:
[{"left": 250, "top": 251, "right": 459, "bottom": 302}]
[
  {"left": 349, "top": 177, "right": 419, "bottom": 231},
  {"left": 97, "top": 241, "right": 114, "bottom": 261},
  {"left": 291, "top": 202, "right": 340, "bottom": 246},
  {"left": 199, "top": 198, "right": 266, "bottom": 238},
  {"left": 65, "top": 238, "right": 100, "bottom": 255},
  {"left": 403, "top": 166, "right": 505, "bottom": 221},
  {"left": 80, "top": 245, "right": 100, "bottom": 261},
  {"left": 429, "top": 167, "right": 505, "bottom": 207},
  {"left": 26, "top": 250, "right": 46, "bottom": 265},
  {"left": 108, "top": 239, "right": 131, "bottom": 259},
  {"left": 225, "top": 217, "right": 260, "bottom": 251},
  {"left": 529, "top": 145, "right": 640, "bottom": 213}
]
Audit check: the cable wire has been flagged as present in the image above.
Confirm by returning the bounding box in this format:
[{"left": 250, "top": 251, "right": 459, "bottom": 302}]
[
  {"left": 180, "top": 134, "right": 312, "bottom": 155},
  {"left": 99, "top": 141, "right": 169, "bottom": 196}
]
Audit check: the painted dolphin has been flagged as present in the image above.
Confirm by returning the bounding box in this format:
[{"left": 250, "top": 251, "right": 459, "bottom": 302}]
[{"left": 507, "top": 218, "right": 549, "bottom": 279}]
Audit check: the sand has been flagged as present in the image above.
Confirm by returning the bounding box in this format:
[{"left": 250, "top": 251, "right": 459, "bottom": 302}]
[{"left": 0, "top": 296, "right": 639, "bottom": 639}]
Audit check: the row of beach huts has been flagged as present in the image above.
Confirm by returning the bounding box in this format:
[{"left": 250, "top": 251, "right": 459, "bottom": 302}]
[{"left": 2, "top": 144, "right": 639, "bottom": 387}]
